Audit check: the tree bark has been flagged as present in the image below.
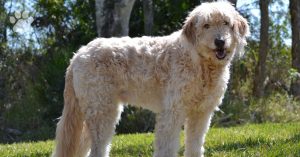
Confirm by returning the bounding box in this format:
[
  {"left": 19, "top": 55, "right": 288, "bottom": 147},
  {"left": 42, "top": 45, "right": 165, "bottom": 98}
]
[
  {"left": 228, "top": 0, "right": 237, "bottom": 7},
  {"left": 199, "top": 0, "right": 212, "bottom": 3},
  {"left": 95, "top": 0, "right": 136, "bottom": 37},
  {"left": 199, "top": 0, "right": 237, "bottom": 7},
  {"left": 290, "top": 0, "right": 300, "bottom": 98},
  {"left": 143, "top": 0, "right": 153, "bottom": 35},
  {"left": 0, "top": 0, "right": 6, "bottom": 43},
  {"left": 253, "top": 0, "right": 269, "bottom": 98}
]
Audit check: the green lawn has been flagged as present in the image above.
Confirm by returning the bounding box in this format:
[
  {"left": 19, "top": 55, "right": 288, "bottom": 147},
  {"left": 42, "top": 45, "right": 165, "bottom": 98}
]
[{"left": 0, "top": 123, "right": 299, "bottom": 157}]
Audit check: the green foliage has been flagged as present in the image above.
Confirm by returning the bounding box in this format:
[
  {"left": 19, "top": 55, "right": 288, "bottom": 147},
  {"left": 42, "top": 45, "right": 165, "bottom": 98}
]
[
  {"left": 129, "top": 0, "right": 199, "bottom": 36},
  {"left": 1, "top": 123, "right": 300, "bottom": 156},
  {"left": 33, "top": 0, "right": 96, "bottom": 49},
  {"left": 248, "top": 93, "right": 300, "bottom": 123},
  {"left": 289, "top": 68, "right": 300, "bottom": 80},
  {"left": 1, "top": 0, "right": 98, "bottom": 142},
  {"left": 1, "top": 48, "right": 73, "bottom": 142},
  {"left": 216, "top": 91, "right": 300, "bottom": 126},
  {"left": 117, "top": 106, "right": 155, "bottom": 134}
]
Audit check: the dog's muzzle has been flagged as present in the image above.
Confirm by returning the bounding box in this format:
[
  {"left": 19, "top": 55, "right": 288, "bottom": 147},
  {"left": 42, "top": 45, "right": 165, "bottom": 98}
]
[
  {"left": 214, "top": 38, "right": 226, "bottom": 60},
  {"left": 215, "top": 49, "right": 226, "bottom": 60}
]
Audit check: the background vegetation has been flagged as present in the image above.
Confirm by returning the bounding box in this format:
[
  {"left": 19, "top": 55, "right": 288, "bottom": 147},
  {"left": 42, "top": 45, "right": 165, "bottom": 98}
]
[{"left": 0, "top": 0, "right": 300, "bottom": 143}]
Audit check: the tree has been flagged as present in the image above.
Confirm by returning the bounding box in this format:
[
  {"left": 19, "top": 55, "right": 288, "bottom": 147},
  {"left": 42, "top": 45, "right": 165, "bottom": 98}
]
[
  {"left": 143, "top": 0, "right": 153, "bottom": 35},
  {"left": 95, "top": 0, "right": 136, "bottom": 37},
  {"left": 290, "top": 0, "right": 300, "bottom": 98},
  {"left": 199, "top": 0, "right": 236, "bottom": 6},
  {"left": 0, "top": 0, "right": 6, "bottom": 118},
  {"left": 0, "top": 0, "right": 6, "bottom": 43},
  {"left": 253, "top": 0, "right": 269, "bottom": 98},
  {"left": 228, "top": 0, "right": 237, "bottom": 7},
  {"left": 199, "top": 0, "right": 211, "bottom": 3}
]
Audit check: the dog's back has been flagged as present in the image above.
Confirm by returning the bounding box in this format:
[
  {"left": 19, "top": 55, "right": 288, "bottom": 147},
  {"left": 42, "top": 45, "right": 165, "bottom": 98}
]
[{"left": 70, "top": 33, "right": 183, "bottom": 112}]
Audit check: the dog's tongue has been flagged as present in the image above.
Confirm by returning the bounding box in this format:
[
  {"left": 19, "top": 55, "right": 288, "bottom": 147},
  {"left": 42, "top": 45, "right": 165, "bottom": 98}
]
[{"left": 216, "top": 49, "right": 226, "bottom": 60}]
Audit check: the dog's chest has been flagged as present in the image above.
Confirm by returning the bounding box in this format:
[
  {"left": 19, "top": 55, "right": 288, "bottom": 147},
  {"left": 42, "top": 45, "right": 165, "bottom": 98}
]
[{"left": 183, "top": 63, "right": 230, "bottom": 111}]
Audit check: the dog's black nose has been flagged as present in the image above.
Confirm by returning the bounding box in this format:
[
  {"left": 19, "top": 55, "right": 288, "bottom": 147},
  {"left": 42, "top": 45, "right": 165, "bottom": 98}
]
[{"left": 214, "top": 38, "right": 225, "bottom": 48}]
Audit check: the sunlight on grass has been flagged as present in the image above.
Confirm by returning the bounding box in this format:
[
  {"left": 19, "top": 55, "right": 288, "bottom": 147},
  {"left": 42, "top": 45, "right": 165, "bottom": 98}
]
[{"left": 0, "top": 123, "right": 299, "bottom": 157}]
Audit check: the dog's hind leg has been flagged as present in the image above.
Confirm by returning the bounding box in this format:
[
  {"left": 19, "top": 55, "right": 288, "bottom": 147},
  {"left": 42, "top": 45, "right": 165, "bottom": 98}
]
[{"left": 83, "top": 96, "right": 123, "bottom": 157}]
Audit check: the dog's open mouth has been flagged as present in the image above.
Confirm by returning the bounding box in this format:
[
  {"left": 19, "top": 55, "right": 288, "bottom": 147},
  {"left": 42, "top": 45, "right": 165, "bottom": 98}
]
[{"left": 215, "top": 49, "right": 226, "bottom": 60}]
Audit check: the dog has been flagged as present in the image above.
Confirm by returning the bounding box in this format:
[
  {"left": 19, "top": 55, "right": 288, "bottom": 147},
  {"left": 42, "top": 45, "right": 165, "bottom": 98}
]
[{"left": 52, "top": 1, "right": 249, "bottom": 157}]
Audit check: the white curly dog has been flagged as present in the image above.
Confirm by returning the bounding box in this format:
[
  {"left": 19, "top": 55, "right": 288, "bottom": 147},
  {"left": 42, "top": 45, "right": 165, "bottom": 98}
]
[{"left": 52, "top": 1, "right": 249, "bottom": 157}]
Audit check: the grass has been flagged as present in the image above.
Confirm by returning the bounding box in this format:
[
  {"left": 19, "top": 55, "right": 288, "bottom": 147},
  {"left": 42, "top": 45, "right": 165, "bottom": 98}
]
[{"left": 0, "top": 122, "right": 299, "bottom": 157}]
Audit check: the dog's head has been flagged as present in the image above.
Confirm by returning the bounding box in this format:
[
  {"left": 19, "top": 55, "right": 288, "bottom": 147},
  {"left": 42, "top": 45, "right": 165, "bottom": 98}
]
[{"left": 182, "top": 1, "right": 250, "bottom": 64}]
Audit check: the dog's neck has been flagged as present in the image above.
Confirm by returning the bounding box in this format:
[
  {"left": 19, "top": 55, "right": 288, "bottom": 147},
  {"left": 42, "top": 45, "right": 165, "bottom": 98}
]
[{"left": 178, "top": 31, "right": 200, "bottom": 65}]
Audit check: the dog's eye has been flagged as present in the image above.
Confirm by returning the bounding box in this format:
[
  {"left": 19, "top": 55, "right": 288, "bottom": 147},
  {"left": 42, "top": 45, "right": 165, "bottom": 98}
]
[
  {"left": 224, "top": 21, "right": 229, "bottom": 25},
  {"left": 204, "top": 24, "right": 210, "bottom": 29}
]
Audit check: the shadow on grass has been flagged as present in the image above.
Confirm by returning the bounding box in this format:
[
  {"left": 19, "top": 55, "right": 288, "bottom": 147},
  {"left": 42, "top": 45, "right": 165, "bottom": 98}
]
[
  {"left": 112, "top": 133, "right": 300, "bottom": 156},
  {"left": 111, "top": 143, "right": 154, "bottom": 157},
  {"left": 287, "top": 133, "right": 300, "bottom": 143},
  {"left": 206, "top": 133, "right": 300, "bottom": 155},
  {"left": 0, "top": 127, "right": 55, "bottom": 144}
]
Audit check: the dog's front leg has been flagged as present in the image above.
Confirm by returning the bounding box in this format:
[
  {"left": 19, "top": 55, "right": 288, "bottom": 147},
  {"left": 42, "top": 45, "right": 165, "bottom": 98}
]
[
  {"left": 184, "top": 111, "right": 214, "bottom": 157},
  {"left": 153, "top": 107, "right": 185, "bottom": 157}
]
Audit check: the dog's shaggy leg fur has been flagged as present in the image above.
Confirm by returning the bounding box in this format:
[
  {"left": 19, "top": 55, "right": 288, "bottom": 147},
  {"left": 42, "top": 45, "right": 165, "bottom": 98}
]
[
  {"left": 184, "top": 111, "right": 213, "bottom": 157},
  {"left": 154, "top": 110, "right": 185, "bottom": 157},
  {"left": 153, "top": 90, "right": 185, "bottom": 157},
  {"left": 52, "top": 68, "right": 84, "bottom": 157},
  {"left": 84, "top": 96, "right": 123, "bottom": 157},
  {"left": 86, "top": 106, "right": 122, "bottom": 157}
]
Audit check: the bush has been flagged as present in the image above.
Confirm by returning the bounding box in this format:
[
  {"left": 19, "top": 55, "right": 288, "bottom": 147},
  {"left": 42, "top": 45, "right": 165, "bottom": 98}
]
[
  {"left": 0, "top": 48, "right": 72, "bottom": 143},
  {"left": 214, "top": 92, "right": 300, "bottom": 126},
  {"left": 249, "top": 93, "right": 300, "bottom": 123},
  {"left": 117, "top": 106, "right": 156, "bottom": 134}
]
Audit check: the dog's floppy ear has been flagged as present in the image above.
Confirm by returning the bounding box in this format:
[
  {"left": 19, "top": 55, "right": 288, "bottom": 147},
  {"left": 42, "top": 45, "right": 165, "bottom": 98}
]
[
  {"left": 233, "top": 14, "right": 250, "bottom": 57},
  {"left": 182, "top": 16, "right": 197, "bottom": 45},
  {"left": 234, "top": 14, "right": 250, "bottom": 38}
]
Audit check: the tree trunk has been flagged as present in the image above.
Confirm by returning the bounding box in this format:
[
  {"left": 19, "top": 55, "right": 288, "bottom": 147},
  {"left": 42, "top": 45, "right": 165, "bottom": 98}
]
[
  {"left": 0, "top": 0, "right": 6, "bottom": 43},
  {"left": 199, "top": 0, "right": 236, "bottom": 6},
  {"left": 253, "top": 0, "right": 269, "bottom": 98},
  {"left": 228, "top": 0, "right": 237, "bottom": 7},
  {"left": 290, "top": 0, "right": 300, "bottom": 98},
  {"left": 143, "top": 0, "right": 153, "bottom": 35},
  {"left": 199, "top": 0, "right": 212, "bottom": 3},
  {"left": 95, "top": 0, "right": 136, "bottom": 37}
]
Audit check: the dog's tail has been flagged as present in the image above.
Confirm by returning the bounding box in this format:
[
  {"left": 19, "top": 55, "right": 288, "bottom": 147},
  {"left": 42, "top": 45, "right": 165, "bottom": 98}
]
[
  {"left": 52, "top": 66, "right": 85, "bottom": 157},
  {"left": 76, "top": 122, "right": 92, "bottom": 157}
]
